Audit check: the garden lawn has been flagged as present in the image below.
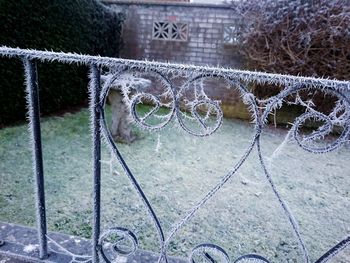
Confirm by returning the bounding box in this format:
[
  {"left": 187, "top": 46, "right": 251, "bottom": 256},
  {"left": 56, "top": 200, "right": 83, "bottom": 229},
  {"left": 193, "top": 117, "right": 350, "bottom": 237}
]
[{"left": 0, "top": 106, "right": 349, "bottom": 262}]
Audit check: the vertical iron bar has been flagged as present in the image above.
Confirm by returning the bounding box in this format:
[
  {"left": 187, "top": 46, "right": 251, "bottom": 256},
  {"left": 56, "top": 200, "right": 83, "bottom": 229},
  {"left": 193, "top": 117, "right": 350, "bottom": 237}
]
[
  {"left": 90, "top": 65, "right": 101, "bottom": 263},
  {"left": 24, "top": 59, "right": 48, "bottom": 259}
]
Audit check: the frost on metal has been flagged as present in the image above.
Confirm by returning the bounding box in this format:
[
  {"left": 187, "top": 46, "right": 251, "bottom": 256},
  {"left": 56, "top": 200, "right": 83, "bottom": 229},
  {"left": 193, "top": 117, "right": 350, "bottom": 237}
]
[
  {"left": 47, "top": 235, "right": 92, "bottom": 263},
  {"left": 94, "top": 49, "right": 350, "bottom": 263},
  {"left": 1, "top": 47, "right": 350, "bottom": 263},
  {"left": 23, "top": 58, "right": 48, "bottom": 259}
]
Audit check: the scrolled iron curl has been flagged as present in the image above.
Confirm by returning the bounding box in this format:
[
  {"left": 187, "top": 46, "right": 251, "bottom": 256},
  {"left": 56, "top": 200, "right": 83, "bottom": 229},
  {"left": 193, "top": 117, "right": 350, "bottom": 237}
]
[
  {"left": 97, "top": 227, "right": 138, "bottom": 263},
  {"left": 292, "top": 110, "right": 350, "bottom": 154},
  {"left": 107, "top": 70, "right": 226, "bottom": 137},
  {"left": 190, "top": 243, "right": 230, "bottom": 263},
  {"left": 130, "top": 92, "right": 175, "bottom": 131},
  {"left": 130, "top": 93, "right": 223, "bottom": 137},
  {"left": 176, "top": 99, "right": 224, "bottom": 137},
  {"left": 189, "top": 243, "right": 270, "bottom": 263},
  {"left": 102, "top": 70, "right": 273, "bottom": 138},
  {"left": 262, "top": 86, "right": 350, "bottom": 154}
]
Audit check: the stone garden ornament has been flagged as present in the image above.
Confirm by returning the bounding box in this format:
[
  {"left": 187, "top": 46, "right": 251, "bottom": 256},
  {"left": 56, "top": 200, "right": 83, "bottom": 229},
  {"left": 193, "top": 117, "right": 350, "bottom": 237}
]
[{"left": 101, "top": 74, "right": 151, "bottom": 143}]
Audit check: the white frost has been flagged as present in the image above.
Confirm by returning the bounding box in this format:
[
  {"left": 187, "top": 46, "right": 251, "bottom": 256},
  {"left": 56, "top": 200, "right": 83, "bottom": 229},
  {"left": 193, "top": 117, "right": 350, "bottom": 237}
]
[{"left": 23, "top": 244, "right": 38, "bottom": 253}]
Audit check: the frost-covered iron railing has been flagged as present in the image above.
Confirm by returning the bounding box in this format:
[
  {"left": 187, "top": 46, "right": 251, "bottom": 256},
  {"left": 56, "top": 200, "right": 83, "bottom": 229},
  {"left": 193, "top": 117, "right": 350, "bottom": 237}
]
[{"left": 0, "top": 46, "right": 349, "bottom": 263}]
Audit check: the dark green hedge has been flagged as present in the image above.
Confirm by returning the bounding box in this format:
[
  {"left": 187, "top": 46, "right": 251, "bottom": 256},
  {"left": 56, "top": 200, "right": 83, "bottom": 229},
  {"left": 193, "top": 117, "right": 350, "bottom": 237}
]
[{"left": 0, "top": 0, "right": 124, "bottom": 125}]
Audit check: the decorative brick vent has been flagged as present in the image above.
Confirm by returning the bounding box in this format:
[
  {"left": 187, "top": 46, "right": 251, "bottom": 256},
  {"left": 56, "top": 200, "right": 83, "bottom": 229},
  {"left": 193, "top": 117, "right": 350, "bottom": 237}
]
[
  {"left": 223, "top": 24, "right": 239, "bottom": 44},
  {"left": 152, "top": 21, "right": 188, "bottom": 41}
]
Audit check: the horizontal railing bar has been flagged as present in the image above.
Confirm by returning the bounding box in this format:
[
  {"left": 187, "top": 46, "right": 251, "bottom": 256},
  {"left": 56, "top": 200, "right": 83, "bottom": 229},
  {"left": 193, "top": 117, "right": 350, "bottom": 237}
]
[
  {"left": 102, "top": 0, "right": 234, "bottom": 10},
  {"left": 0, "top": 46, "right": 349, "bottom": 90}
]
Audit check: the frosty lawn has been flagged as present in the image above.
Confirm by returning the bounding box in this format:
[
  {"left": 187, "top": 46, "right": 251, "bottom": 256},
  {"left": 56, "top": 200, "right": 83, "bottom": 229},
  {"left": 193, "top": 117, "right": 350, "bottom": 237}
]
[{"left": 0, "top": 106, "right": 349, "bottom": 262}]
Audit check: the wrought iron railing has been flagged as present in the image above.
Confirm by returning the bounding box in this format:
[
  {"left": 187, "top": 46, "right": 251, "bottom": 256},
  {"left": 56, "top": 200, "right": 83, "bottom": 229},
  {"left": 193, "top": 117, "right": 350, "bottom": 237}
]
[{"left": 0, "top": 46, "right": 349, "bottom": 263}]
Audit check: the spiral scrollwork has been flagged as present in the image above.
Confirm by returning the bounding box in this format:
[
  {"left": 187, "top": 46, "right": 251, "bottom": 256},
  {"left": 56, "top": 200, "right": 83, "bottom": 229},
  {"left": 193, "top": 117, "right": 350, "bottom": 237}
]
[
  {"left": 190, "top": 244, "right": 230, "bottom": 263},
  {"left": 190, "top": 244, "right": 270, "bottom": 263},
  {"left": 130, "top": 92, "right": 175, "bottom": 131},
  {"left": 261, "top": 86, "right": 350, "bottom": 154},
  {"left": 98, "top": 66, "right": 350, "bottom": 263},
  {"left": 176, "top": 98, "right": 223, "bottom": 137},
  {"left": 294, "top": 111, "right": 343, "bottom": 153},
  {"left": 292, "top": 102, "right": 350, "bottom": 154},
  {"left": 234, "top": 254, "right": 270, "bottom": 263},
  {"left": 101, "top": 69, "right": 227, "bottom": 137},
  {"left": 97, "top": 227, "right": 138, "bottom": 263}
]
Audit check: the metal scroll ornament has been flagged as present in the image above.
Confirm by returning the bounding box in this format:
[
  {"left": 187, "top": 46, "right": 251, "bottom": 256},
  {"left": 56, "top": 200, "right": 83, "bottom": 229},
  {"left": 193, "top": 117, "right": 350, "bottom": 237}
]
[
  {"left": 98, "top": 66, "right": 350, "bottom": 263},
  {"left": 98, "top": 227, "right": 138, "bottom": 263}
]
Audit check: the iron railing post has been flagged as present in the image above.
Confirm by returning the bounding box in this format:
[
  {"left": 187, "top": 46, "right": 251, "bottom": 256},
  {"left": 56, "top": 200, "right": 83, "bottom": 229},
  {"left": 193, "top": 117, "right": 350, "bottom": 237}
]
[
  {"left": 90, "top": 65, "right": 101, "bottom": 263},
  {"left": 24, "top": 59, "right": 48, "bottom": 259}
]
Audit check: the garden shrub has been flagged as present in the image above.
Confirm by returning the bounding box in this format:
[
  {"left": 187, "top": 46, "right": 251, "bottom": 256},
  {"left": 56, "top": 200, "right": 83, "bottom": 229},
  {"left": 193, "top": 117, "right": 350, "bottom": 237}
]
[
  {"left": 0, "top": 0, "right": 124, "bottom": 125},
  {"left": 231, "top": 0, "right": 350, "bottom": 115},
  {"left": 236, "top": 0, "right": 349, "bottom": 80}
]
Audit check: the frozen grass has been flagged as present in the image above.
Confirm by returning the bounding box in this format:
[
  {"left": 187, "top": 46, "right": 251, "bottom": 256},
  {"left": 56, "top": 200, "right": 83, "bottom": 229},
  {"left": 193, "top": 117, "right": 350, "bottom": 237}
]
[{"left": 0, "top": 106, "right": 349, "bottom": 262}]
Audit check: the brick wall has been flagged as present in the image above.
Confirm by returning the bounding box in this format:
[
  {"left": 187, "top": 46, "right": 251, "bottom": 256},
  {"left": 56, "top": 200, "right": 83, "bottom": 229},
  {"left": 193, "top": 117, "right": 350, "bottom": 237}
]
[
  {"left": 103, "top": 0, "right": 242, "bottom": 68},
  {"left": 102, "top": 1, "right": 299, "bottom": 124},
  {"left": 102, "top": 1, "right": 256, "bottom": 122}
]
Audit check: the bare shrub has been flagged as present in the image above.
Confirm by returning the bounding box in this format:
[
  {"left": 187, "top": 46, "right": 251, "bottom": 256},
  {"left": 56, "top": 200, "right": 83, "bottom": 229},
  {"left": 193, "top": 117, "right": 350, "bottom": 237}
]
[
  {"left": 225, "top": 0, "right": 349, "bottom": 116},
  {"left": 234, "top": 0, "right": 350, "bottom": 80}
]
